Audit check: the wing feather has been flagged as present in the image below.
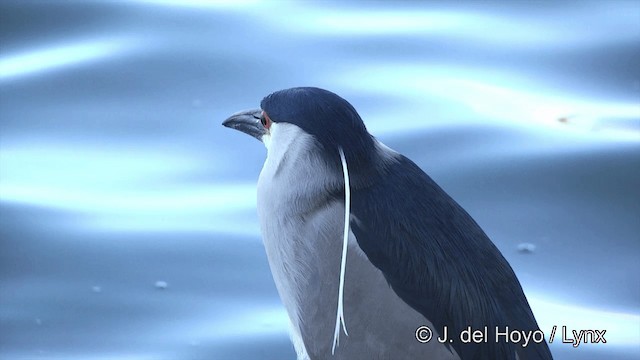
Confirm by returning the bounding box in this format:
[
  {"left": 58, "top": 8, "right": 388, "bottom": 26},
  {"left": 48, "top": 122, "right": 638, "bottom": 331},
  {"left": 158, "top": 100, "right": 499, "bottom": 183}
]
[{"left": 349, "top": 155, "right": 553, "bottom": 360}]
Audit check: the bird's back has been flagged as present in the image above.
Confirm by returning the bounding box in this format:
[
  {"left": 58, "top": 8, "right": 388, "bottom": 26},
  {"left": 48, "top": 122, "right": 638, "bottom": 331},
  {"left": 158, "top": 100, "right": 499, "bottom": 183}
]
[{"left": 349, "top": 148, "right": 553, "bottom": 360}]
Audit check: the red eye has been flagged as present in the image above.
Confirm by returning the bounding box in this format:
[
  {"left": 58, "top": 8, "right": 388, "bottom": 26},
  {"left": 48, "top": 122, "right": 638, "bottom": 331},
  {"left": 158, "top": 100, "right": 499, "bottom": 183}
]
[{"left": 261, "top": 112, "right": 272, "bottom": 129}]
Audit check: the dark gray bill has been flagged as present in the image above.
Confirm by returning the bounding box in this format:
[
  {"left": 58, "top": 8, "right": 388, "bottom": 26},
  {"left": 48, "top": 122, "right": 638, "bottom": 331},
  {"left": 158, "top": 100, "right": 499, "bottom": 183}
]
[{"left": 222, "top": 109, "right": 265, "bottom": 141}]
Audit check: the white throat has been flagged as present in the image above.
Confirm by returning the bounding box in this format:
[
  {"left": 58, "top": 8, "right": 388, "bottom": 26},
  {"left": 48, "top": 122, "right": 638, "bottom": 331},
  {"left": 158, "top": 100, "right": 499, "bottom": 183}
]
[{"left": 260, "top": 122, "right": 307, "bottom": 177}]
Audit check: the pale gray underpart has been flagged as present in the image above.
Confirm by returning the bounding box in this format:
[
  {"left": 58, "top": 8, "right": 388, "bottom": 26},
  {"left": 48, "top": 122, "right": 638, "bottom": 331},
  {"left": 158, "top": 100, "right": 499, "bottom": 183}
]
[{"left": 256, "top": 123, "right": 460, "bottom": 360}]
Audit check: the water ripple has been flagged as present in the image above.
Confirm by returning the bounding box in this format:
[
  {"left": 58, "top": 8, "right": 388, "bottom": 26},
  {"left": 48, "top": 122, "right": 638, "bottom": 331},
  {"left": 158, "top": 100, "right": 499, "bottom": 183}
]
[{"left": 0, "top": 38, "right": 139, "bottom": 81}]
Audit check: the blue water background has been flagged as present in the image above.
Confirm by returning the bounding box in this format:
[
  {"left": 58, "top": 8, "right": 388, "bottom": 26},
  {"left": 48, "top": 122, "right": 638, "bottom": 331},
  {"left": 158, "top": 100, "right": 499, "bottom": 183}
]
[{"left": 1, "top": 1, "right": 639, "bottom": 359}]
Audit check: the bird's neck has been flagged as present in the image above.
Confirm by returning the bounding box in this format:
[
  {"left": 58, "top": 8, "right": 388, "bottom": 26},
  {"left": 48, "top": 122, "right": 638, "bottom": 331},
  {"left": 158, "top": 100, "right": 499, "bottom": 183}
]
[{"left": 336, "top": 137, "right": 400, "bottom": 191}]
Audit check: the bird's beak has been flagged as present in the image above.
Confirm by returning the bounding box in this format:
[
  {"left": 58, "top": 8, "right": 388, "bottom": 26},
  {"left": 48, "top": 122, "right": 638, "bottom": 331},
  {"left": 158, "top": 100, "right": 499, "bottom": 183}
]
[{"left": 222, "top": 109, "right": 265, "bottom": 141}]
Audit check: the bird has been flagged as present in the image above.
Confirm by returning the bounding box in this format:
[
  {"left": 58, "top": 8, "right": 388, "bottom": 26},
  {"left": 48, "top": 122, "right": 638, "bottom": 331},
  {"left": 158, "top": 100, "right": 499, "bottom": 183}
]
[{"left": 222, "top": 87, "right": 553, "bottom": 360}]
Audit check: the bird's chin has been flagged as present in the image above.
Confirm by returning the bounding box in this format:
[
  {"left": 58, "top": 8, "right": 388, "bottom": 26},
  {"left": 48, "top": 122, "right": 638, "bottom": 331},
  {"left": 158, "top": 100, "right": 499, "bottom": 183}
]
[{"left": 262, "top": 132, "right": 271, "bottom": 150}]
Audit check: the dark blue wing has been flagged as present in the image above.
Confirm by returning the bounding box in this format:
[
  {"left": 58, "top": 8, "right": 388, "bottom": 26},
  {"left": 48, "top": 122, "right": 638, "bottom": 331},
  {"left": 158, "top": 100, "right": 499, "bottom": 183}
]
[{"left": 350, "top": 155, "right": 553, "bottom": 360}]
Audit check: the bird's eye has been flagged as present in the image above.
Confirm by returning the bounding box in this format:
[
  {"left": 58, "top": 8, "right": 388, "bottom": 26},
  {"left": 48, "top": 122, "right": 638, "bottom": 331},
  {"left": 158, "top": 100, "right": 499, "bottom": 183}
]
[{"left": 261, "top": 112, "right": 272, "bottom": 129}]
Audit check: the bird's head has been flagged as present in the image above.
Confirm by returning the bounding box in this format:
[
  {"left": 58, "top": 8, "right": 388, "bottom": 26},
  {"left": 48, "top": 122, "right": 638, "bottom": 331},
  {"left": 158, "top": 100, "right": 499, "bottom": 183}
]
[{"left": 222, "top": 87, "right": 377, "bottom": 176}]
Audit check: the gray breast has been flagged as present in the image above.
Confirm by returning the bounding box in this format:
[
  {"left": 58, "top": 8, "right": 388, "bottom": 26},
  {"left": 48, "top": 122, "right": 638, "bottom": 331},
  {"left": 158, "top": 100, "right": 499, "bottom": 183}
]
[
  {"left": 294, "top": 201, "right": 459, "bottom": 360},
  {"left": 259, "top": 189, "right": 459, "bottom": 359}
]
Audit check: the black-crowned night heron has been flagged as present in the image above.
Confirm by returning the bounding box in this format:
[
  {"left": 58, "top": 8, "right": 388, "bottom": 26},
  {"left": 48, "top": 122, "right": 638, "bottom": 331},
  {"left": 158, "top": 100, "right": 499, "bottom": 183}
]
[{"left": 223, "top": 87, "right": 552, "bottom": 360}]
